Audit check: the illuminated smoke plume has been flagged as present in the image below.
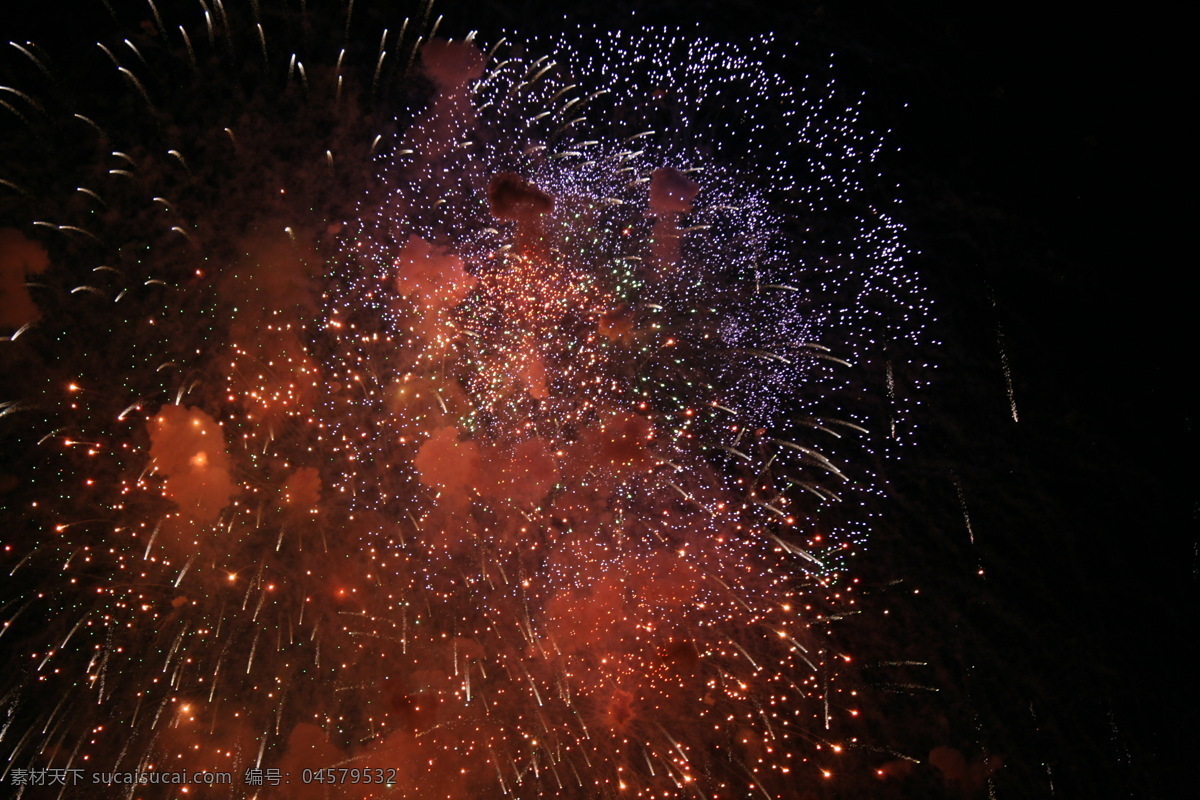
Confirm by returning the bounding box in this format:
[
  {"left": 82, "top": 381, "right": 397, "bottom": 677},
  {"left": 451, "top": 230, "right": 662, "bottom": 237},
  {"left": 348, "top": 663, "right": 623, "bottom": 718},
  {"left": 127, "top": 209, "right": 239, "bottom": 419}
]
[
  {"left": 147, "top": 404, "right": 235, "bottom": 523},
  {"left": 0, "top": 228, "right": 49, "bottom": 331}
]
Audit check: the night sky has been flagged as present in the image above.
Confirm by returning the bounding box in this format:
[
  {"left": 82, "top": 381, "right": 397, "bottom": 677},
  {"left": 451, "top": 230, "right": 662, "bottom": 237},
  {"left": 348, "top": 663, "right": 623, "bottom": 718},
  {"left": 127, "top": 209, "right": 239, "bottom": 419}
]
[{"left": 1, "top": 2, "right": 1188, "bottom": 798}]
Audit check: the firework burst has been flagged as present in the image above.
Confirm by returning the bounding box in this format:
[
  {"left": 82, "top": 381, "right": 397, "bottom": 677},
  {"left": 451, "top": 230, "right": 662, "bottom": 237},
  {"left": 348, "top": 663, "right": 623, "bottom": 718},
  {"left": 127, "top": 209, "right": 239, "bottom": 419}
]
[{"left": 0, "top": 2, "right": 931, "bottom": 797}]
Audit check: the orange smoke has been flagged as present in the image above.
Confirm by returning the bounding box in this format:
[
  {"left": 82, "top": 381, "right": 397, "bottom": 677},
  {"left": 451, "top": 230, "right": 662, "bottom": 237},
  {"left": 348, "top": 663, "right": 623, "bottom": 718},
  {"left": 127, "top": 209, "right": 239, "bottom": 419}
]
[
  {"left": 413, "top": 424, "right": 481, "bottom": 508},
  {"left": 148, "top": 405, "right": 236, "bottom": 523},
  {"left": 0, "top": 227, "right": 49, "bottom": 330}
]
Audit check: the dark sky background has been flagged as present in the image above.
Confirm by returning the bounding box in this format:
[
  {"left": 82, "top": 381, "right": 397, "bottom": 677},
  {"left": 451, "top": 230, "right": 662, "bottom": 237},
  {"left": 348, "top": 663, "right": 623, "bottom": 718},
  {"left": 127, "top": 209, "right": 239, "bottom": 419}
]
[
  {"left": 701, "top": 3, "right": 1193, "bottom": 798},
  {"left": 4, "top": 1, "right": 1189, "bottom": 798}
]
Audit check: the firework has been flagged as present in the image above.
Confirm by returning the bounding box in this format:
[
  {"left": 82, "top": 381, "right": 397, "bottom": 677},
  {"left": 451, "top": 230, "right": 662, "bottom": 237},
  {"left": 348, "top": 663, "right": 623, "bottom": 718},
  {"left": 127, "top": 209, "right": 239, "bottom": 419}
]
[{"left": 0, "top": 2, "right": 931, "bottom": 798}]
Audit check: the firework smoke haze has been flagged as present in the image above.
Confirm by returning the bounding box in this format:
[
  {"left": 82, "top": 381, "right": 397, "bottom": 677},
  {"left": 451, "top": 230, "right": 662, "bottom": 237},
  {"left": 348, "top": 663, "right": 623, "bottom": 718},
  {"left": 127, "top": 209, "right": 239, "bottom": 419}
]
[
  {"left": 0, "top": 2, "right": 932, "bottom": 798},
  {"left": 0, "top": 229, "right": 50, "bottom": 330}
]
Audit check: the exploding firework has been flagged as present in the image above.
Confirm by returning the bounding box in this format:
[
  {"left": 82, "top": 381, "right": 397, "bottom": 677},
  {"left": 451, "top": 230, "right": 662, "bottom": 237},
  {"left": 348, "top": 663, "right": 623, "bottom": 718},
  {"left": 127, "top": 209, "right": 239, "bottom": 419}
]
[{"left": 0, "top": 2, "right": 931, "bottom": 798}]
